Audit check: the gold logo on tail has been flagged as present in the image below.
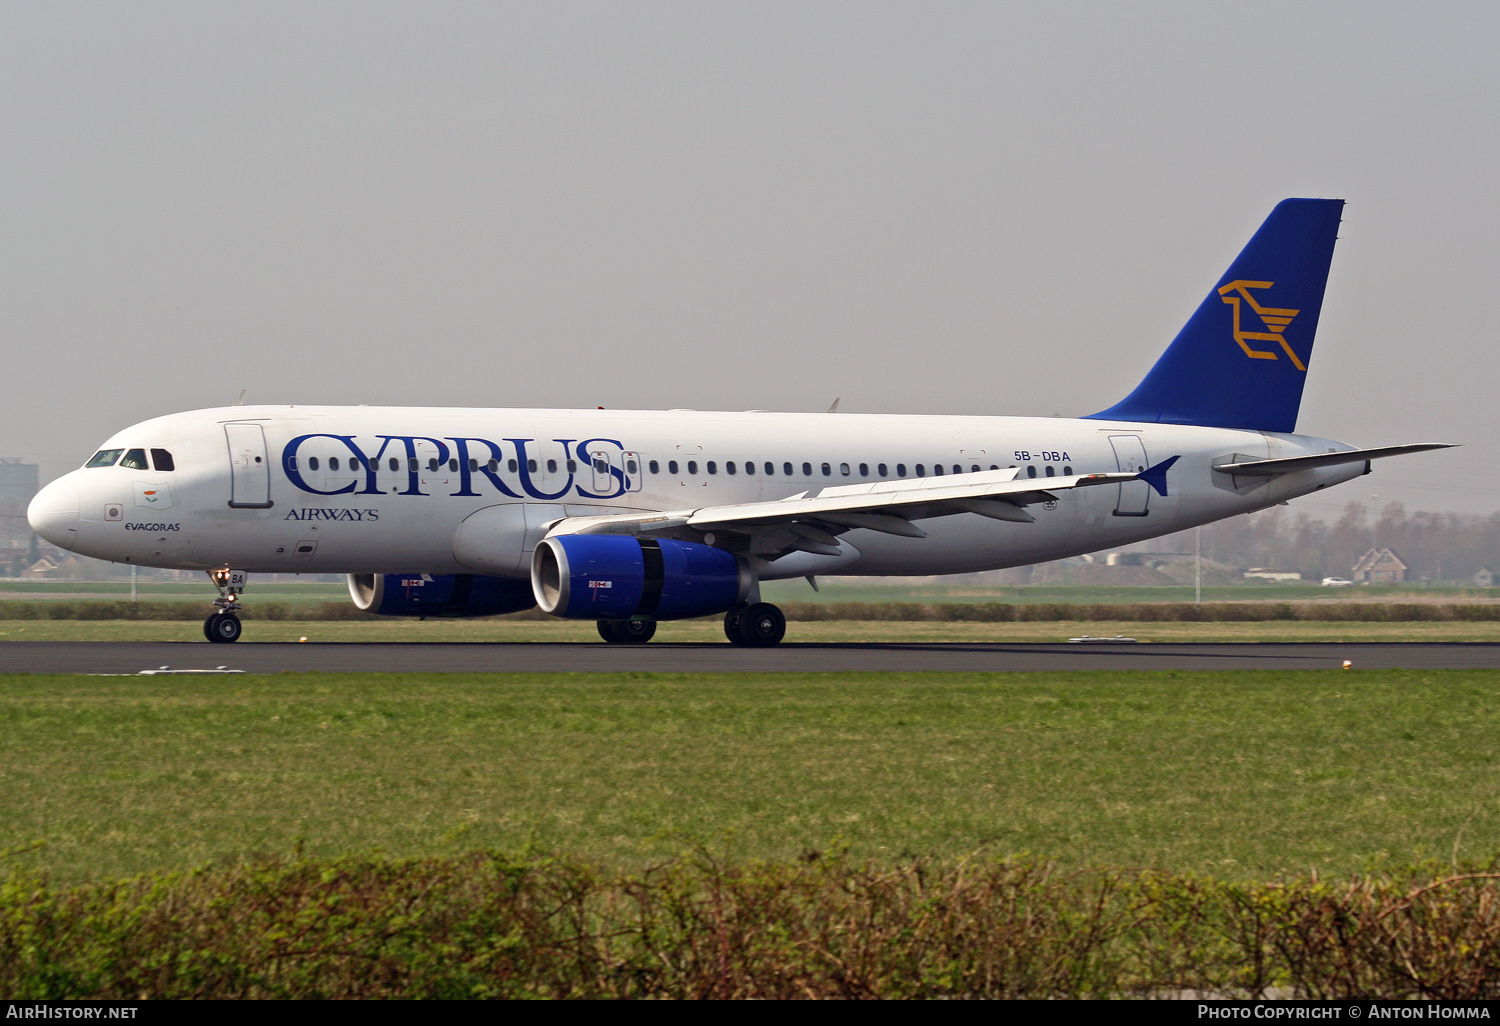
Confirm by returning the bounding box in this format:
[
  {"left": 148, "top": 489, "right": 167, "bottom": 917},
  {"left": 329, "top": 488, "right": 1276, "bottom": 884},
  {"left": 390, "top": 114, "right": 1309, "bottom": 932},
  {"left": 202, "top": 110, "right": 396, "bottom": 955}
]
[{"left": 1217, "top": 280, "right": 1305, "bottom": 371}]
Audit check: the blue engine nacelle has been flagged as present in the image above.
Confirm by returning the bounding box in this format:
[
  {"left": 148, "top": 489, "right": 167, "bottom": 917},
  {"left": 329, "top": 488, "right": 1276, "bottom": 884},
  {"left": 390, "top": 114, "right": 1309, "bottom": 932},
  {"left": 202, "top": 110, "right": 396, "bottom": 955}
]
[
  {"left": 531, "top": 535, "right": 750, "bottom": 620},
  {"left": 347, "top": 573, "right": 538, "bottom": 618}
]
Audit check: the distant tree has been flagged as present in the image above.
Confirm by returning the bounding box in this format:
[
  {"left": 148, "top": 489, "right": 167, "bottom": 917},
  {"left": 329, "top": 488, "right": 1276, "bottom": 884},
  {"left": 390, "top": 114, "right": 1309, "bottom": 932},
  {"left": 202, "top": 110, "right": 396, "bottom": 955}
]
[{"left": 1142, "top": 500, "right": 1500, "bottom": 583}]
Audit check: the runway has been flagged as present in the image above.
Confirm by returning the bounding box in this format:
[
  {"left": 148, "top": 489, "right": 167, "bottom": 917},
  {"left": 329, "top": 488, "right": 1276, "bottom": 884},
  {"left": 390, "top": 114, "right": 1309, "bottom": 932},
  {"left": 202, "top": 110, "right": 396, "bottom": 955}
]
[{"left": 4, "top": 641, "right": 1500, "bottom": 674}]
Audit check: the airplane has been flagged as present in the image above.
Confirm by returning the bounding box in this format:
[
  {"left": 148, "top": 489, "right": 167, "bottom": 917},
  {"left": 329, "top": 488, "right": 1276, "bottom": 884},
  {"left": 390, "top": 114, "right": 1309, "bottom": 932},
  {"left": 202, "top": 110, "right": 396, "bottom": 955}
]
[{"left": 27, "top": 198, "right": 1452, "bottom": 646}]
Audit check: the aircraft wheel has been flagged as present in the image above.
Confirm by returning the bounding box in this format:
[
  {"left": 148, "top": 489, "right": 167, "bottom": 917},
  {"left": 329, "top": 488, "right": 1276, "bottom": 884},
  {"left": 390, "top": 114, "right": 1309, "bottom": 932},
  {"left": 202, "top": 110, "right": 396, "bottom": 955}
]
[
  {"left": 597, "top": 619, "right": 657, "bottom": 644},
  {"left": 723, "top": 610, "right": 745, "bottom": 645},
  {"left": 734, "top": 603, "right": 786, "bottom": 647},
  {"left": 206, "top": 613, "right": 242, "bottom": 643}
]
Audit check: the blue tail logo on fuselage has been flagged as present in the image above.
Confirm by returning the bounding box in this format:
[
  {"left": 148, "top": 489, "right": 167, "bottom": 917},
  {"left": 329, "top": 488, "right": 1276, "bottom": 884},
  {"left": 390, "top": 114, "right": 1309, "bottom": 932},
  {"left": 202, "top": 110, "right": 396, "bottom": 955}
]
[{"left": 1218, "top": 280, "right": 1305, "bottom": 370}]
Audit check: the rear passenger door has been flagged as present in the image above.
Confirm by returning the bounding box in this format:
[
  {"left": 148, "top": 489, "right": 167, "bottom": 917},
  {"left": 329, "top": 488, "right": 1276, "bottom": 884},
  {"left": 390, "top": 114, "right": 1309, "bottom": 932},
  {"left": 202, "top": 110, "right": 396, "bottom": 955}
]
[{"left": 1108, "top": 435, "right": 1150, "bottom": 517}]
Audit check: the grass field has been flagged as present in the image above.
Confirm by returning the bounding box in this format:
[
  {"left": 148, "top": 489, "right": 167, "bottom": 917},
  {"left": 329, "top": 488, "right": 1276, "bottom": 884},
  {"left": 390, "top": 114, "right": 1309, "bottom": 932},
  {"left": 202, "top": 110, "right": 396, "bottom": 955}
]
[
  {"left": 5, "top": 669, "right": 1500, "bottom": 885},
  {"left": 4, "top": 618, "right": 1500, "bottom": 643}
]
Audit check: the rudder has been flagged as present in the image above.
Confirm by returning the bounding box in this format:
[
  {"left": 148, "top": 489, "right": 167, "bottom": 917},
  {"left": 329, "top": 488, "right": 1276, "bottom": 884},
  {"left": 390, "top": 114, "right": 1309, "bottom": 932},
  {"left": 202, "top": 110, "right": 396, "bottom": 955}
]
[{"left": 1085, "top": 198, "right": 1344, "bottom": 432}]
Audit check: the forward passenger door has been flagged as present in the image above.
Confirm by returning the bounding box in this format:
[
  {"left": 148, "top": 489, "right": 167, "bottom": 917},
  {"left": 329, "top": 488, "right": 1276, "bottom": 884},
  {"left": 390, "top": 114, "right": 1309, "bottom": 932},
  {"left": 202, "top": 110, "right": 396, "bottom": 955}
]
[{"left": 224, "top": 423, "right": 272, "bottom": 508}]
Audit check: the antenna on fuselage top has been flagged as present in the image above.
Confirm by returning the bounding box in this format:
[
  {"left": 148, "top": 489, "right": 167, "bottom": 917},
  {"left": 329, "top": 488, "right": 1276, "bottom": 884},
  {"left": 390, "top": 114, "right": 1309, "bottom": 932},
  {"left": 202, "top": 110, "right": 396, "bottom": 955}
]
[
  {"left": 826, "top": 398, "right": 840, "bottom": 413},
  {"left": 231, "top": 389, "right": 246, "bottom": 407}
]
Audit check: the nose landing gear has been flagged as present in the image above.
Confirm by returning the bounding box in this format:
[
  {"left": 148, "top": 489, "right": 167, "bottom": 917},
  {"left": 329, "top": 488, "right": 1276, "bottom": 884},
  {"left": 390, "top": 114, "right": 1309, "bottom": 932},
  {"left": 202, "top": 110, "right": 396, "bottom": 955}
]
[
  {"left": 205, "top": 568, "right": 247, "bottom": 644},
  {"left": 204, "top": 612, "right": 243, "bottom": 643}
]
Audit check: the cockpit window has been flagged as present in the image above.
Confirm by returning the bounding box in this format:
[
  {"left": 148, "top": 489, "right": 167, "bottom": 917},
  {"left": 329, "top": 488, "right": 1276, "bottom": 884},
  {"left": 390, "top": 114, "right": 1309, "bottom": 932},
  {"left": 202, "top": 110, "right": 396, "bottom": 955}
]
[
  {"left": 119, "top": 448, "right": 150, "bottom": 470},
  {"left": 150, "top": 448, "right": 175, "bottom": 472},
  {"left": 85, "top": 449, "right": 123, "bottom": 468}
]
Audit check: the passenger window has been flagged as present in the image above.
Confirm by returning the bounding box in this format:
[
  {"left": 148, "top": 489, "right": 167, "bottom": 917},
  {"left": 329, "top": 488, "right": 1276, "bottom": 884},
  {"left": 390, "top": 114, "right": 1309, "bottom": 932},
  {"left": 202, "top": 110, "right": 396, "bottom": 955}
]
[
  {"left": 707, "top": 461, "right": 718, "bottom": 474},
  {"left": 916, "top": 464, "right": 925, "bottom": 477},
  {"left": 688, "top": 461, "right": 698, "bottom": 475},
  {"left": 1027, "top": 466, "right": 1037, "bottom": 479},
  {"left": 308, "top": 456, "right": 320, "bottom": 472},
  {"left": 669, "top": 460, "right": 679, "bottom": 474},
  {"left": 626, "top": 459, "right": 638, "bottom": 474},
  {"left": 990, "top": 465, "right": 998, "bottom": 471},
  {"left": 649, "top": 460, "right": 660, "bottom": 474},
  {"left": 897, "top": 464, "right": 907, "bottom": 477},
  {"left": 149, "top": 449, "right": 175, "bottom": 472},
  {"left": 821, "top": 463, "right": 831, "bottom": 476},
  {"left": 329, "top": 457, "right": 340, "bottom": 471},
  {"left": 781, "top": 462, "right": 791, "bottom": 476},
  {"left": 1045, "top": 465, "right": 1055, "bottom": 477},
  {"left": 390, "top": 457, "right": 400, "bottom": 472},
  {"left": 449, "top": 458, "right": 459, "bottom": 473},
  {"left": 86, "top": 449, "right": 124, "bottom": 468},
  {"left": 840, "top": 463, "right": 850, "bottom": 476},
  {"left": 567, "top": 459, "right": 577, "bottom": 473},
  {"left": 859, "top": 463, "right": 868, "bottom": 477},
  {"left": 120, "top": 448, "right": 149, "bottom": 470},
  {"left": 428, "top": 458, "right": 439, "bottom": 472},
  {"left": 488, "top": 459, "right": 499, "bottom": 472},
  {"left": 1063, "top": 465, "right": 1072, "bottom": 475},
  {"left": 933, "top": 465, "right": 943, "bottom": 476},
  {"left": 508, "top": 459, "right": 518, "bottom": 472},
  {"left": 878, "top": 463, "right": 888, "bottom": 477},
  {"left": 765, "top": 462, "right": 774, "bottom": 475},
  {"left": 726, "top": 461, "right": 736, "bottom": 475},
  {"left": 971, "top": 465, "right": 980, "bottom": 473},
  {"left": 469, "top": 458, "right": 478, "bottom": 472},
  {"left": 410, "top": 458, "right": 419, "bottom": 472},
  {"left": 802, "top": 463, "right": 812, "bottom": 476},
  {"left": 547, "top": 459, "right": 558, "bottom": 474},
  {"left": 744, "top": 462, "right": 754, "bottom": 474}
]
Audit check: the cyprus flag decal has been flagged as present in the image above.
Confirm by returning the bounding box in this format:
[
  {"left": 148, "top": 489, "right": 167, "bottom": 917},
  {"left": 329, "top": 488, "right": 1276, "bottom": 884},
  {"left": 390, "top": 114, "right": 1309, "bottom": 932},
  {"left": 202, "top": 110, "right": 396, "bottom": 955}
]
[{"left": 133, "top": 482, "right": 174, "bottom": 510}]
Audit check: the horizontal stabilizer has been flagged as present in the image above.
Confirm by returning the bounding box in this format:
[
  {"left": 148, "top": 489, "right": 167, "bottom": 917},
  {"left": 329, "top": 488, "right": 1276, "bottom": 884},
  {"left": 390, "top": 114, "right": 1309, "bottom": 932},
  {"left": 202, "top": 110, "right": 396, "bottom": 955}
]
[{"left": 1214, "top": 443, "right": 1455, "bottom": 477}]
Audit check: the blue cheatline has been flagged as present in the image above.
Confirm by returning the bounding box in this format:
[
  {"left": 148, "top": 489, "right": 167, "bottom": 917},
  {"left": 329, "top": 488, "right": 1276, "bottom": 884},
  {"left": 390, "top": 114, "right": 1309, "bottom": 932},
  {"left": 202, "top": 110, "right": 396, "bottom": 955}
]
[{"left": 1085, "top": 198, "right": 1344, "bottom": 433}]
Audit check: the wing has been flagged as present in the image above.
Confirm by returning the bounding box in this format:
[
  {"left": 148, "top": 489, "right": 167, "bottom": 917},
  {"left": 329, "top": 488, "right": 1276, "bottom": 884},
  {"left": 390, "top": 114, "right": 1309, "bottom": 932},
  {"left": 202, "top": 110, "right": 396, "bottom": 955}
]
[{"left": 544, "top": 466, "right": 1138, "bottom": 558}]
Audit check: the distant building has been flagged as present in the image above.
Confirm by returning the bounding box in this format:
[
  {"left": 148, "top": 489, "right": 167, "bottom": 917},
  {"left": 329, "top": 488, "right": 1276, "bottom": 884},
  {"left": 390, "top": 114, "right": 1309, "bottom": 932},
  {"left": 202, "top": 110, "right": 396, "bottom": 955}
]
[
  {"left": 1243, "top": 569, "right": 1303, "bottom": 582},
  {"left": 0, "top": 458, "right": 39, "bottom": 549},
  {"left": 1474, "top": 568, "right": 1496, "bottom": 588},
  {"left": 1352, "top": 547, "right": 1408, "bottom": 584}
]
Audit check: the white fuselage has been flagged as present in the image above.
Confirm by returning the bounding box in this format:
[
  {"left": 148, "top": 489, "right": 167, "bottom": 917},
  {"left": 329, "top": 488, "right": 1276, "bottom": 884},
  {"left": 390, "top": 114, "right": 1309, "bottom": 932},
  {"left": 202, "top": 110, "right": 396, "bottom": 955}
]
[{"left": 27, "top": 406, "right": 1366, "bottom": 579}]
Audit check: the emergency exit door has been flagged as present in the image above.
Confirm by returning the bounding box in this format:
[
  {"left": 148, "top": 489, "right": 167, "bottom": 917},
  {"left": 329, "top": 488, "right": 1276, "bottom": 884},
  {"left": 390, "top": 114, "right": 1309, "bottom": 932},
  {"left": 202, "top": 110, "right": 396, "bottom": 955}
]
[{"left": 225, "top": 423, "right": 273, "bottom": 508}]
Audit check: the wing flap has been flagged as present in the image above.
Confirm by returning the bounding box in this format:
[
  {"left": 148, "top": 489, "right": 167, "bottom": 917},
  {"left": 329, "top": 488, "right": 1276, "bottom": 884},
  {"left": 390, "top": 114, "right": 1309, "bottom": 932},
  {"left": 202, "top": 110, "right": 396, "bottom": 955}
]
[{"left": 550, "top": 468, "right": 1134, "bottom": 539}]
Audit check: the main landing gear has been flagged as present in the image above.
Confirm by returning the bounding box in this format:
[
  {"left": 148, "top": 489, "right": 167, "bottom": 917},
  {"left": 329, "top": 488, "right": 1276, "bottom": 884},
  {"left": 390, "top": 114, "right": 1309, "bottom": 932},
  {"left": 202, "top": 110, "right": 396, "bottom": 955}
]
[
  {"left": 594, "top": 603, "right": 788, "bottom": 647},
  {"left": 204, "top": 569, "right": 245, "bottom": 644},
  {"left": 724, "top": 603, "right": 786, "bottom": 647},
  {"left": 597, "top": 619, "right": 658, "bottom": 644}
]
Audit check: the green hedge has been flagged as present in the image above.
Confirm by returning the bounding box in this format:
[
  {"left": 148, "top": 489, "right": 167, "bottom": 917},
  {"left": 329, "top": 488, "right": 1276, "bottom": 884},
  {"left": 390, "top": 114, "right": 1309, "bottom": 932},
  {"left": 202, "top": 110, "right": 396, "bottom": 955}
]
[
  {"left": 1, "top": 600, "right": 1497, "bottom": 622},
  {"left": 5, "top": 852, "right": 1500, "bottom": 998},
  {"left": 777, "top": 601, "right": 1500, "bottom": 622}
]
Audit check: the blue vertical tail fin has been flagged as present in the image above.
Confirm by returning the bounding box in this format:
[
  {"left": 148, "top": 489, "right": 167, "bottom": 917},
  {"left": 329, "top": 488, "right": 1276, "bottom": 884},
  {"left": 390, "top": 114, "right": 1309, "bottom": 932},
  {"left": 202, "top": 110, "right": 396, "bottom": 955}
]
[{"left": 1084, "top": 198, "right": 1344, "bottom": 433}]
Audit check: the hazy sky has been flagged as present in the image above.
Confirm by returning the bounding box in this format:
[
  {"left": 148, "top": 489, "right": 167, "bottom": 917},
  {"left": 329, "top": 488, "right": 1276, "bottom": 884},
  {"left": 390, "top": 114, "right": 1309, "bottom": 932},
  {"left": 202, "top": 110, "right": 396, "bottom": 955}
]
[{"left": 3, "top": 1, "right": 1496, "bottom": 520}]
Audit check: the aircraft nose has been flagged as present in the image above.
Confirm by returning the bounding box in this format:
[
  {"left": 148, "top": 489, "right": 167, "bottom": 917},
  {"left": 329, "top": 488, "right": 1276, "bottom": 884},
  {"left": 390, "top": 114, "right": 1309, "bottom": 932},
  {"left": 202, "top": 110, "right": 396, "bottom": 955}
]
[{"left": 27, "top": 479, "right": 81, "bottom": 549}]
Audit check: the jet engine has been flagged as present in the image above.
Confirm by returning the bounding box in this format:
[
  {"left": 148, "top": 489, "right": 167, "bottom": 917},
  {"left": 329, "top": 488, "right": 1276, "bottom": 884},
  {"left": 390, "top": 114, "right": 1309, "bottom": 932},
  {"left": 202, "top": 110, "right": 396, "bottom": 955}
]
[
  {"left": 347, "top": 573, "right": 537, "bottom": 618},
  {"left": 531, "top": 535, "right": 751, "bottom": 620}
]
